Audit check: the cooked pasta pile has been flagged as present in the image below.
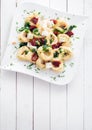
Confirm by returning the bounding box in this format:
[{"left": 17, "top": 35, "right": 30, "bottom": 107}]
[{"left": 17, "top": 11, "right": 76, "bottom": 72}]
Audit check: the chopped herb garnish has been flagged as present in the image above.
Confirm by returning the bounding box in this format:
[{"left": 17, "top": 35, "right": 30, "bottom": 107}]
[
  {"left": 10, "top": 63, "right": 13, "bottom": 66},
  {"left": 63, "top": 63, "right": 67, "bottom": 68},
  {"left": 43, "top": 45, "right": 49, "bottom": 52},
  {"left": 24, "top": 22, "right": 30, "bottom": 28},
  {"left": 35, "top": 40, "right": 40, "bottom": 45},
  {"left": 67, "top": 17, "right": 71, "bottom": 20},
  {"left": 27, "top": 63, "right": 34, "bottom": 69},
  {"left": 50, "top": 39, "right": 54, "bottom": 44},
  {"left": 53, "top": 51, "right": 59, "bottom": 58},
  {"left": 14, "top": 46, "right": 18, "bottom": 49},
  {"left": 51, "top": 76, "right": 56, "bottom": 80},
  {"left": 24, "top": 50, "right": 29, "bottom": 55},
  {"left": 31, "top": 48, "right": 37, "bottom": 53},
  {"left": 18, "top": 22, "right": 30, "bottom": 32},
  {"left": 58, "top": 75, "right": 65, "bottom": 78},
  {"left": 35, "top": 68, "right": 40, "bottom": 73},
  {"left": 68, "top": 25, "right": 77, "bottom": 31},
  {"left": 59, "top": 48, "right": 63, "bottom": 53},
  {"left": 69, "top": 62, "right": 74, "bottom": 67},
  {"left": 33, "top": 28, "right": 40, "bottom": 35},
  {"left": 16, "top": 22, "right": 18, "bottom": 25},
  {"left": 38, "top": 12, "right": 41, "bottom": 14},
  {"left": 75, "top": 37, "right": 80, "bottom": 39},
  {"left": 19, "top": 42, "right": 27, "bottom": 48}
]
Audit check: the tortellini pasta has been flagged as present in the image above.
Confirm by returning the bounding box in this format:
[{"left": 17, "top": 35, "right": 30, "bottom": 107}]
[{"left": 16, "top": 11, "right": 76, "bottom": 72}]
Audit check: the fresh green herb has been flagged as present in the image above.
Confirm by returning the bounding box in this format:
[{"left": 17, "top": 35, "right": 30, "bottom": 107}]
[
  {"left": 67, "top": 17, "right": 71, "bottom": 20},
  {"left": 55, "top": 28, "right": 65, "bottom": 33},
  {"left": 43, "top": 45, "right": 49, "bottom": 52},
  {"left": 10, "top": 63, "right": 13, "bottom": 66},
  {"left": 18, "top": 27, "right": 25, "bottom": 32},
  {"left": 53, "top": 51, "right": 59, "bottom": 58},
  {"left": 33, "top": 28, "right": 40, "bottom": 35},
  {"left": 14, "top": 46, "right": 18, "bottom": 49},
  {"left": 16, "top": 22, "right": 18, "bottom": 25},
  {"left": 50, "top": 39, "right": 54, "bottom": 44},
  {"left": 27, "top": 63, "right": 34, "bottom": 69},
  {"left": 24, "top": 28, "right": 30, "bottom": 33},
  {"left": 38, "top": 12, "right": 41, "bottom": 14},
  {"left": 58, "top": 75, "right": 65, "bottom": 78},
  {"left": 68, "top": 25, "right": 77, "bottom": 31},
  {"left": 35, "top": 68, "right": 40, "bottom": 73},
  {"left": 69, "top": 62, "right": 74, "bottom": 67},
  {"left": 59, "top": 48, "right": 63, "bottom": 53},
  {"left": 24, "top": 50, "right": 29, "bottom": 55},
  {"left": 35, "top": 40, "right": 40, "bottom": 45},
  {"left": 63, "top": 63, "right": 67, "bottom": 68},
  {"left": 55, "top": 27, "right": 67, "bottom": 33},
  {"left": 24, "top": 22, "right": 30, "bottom": 28},
  {"left": 19, "top": 42, "right": 27, "bottom": 48},
  {"left": 31, "top": 48, "right": 37, "bottom": 53},
  {"left": 51, "top": 76, "right": 56, "bottom": 80},
  {"left": 75, "top": 37, "right": 80, "bottom": 39},
  {"left": 18, "top": 22, "right": 30, "bottom": 32}
]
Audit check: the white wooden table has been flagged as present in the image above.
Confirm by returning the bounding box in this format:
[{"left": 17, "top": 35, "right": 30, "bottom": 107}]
[{"left": 1, "top": 0, "right": 92, "bottom": 130}]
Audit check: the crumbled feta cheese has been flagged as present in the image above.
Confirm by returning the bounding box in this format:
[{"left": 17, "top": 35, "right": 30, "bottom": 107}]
[
  {"left": 27, "top": 32, "right": 33, "bottom": 39},
  {"left": 42, "top": 30, "right": 49, "bottom": 36},
  {"left": 27, "top": 42, "right": 37, "bottom": 49},
  {"left": 46, "top": 62, "right": 52, "bottom": 69}
]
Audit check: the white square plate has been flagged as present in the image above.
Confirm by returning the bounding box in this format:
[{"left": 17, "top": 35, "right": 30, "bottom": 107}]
[{"left": 1, "top": 1, "right": 88, "bottom": 85}]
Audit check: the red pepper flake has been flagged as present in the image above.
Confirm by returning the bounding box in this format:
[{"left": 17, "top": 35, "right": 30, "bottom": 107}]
[
  {"left": 31, "top": 17, "right": 38, "bottom": 24},
  {"left": 66, "top": 31, "right": 74, "bottom": 37},
  {"left": 31, "top": 53, "right": 38, "bottom": 62},
  {"left": 50, "top": 19, "right": 57, "bottom": 24},
  {"left": 52, "top": 61, "right": 61, "bottom": 67},
  {"left": 52, "top": 43, "right": 61, "bottom": 49},
  {"left": 30, "top": 25, "right": 36, "bottom": 31}
]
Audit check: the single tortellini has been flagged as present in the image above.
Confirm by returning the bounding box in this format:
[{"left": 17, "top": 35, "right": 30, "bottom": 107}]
[
  {"left": 36, "top": 58, "right": 46, "bottom": 69},
  {"left": 51, "top": 60, "right": 64, "bottom": 72},
  {"left": 25, "top": 12, "right": 39, "bottom": 26},
  {"left": 46, "top": 33, "right": 58, "bottom": 45},
  {"left": 60, "top": 46, "right": 73, "bottom": 61},
  {"left": 58, "top": 34, "right": 71, "bottom": 47},
  {"left": 54, "top": 18, "right": 69, "bottom": 29},
  {"left": 18, "top": 31, "right": 29, "bottom": 43},
  {"left": 17, "top": 46, "right": 30, "bottom": 61},
  {"left": 37, "top": 46, "right": 53, "bottom": 62}
]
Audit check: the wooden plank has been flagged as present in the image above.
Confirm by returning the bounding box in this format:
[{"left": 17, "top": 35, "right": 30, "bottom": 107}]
[
  {"left": 28, "top": 0, "right": 50, "bottom": 130},
  {"left": 1, "top": 0, "right": 16, "bottom": 130},
  {"left": 67, "top": 0, "right": 84, "bottom": 130},
  {"left": 17, "top": 74, "right": 33, "bottom": 130},
  {"left": 50, "top": 0, "right": 67, "bottom": 130},
  {"left": 16, "top": 1, "right": 33, "bottom": 130},
  {"left": 84, "top": 0, "right": 92, "bottom": 129}
]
